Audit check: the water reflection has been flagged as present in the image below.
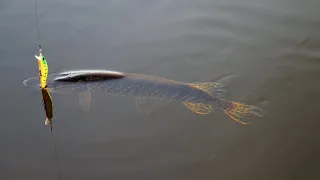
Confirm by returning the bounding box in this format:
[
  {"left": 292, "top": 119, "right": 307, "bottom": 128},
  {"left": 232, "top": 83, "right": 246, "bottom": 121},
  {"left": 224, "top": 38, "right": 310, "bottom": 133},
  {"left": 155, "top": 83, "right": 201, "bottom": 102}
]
[{"left": 41, "top": 88, "right": 53, "bottom": 130}]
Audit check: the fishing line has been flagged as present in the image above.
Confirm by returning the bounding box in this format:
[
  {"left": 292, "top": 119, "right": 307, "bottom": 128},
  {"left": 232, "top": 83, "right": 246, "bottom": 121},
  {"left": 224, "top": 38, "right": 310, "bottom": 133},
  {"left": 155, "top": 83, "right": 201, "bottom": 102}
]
[
  {"left": 34, "top": 0, "right": 62, "bottom": 179},
  {"left": 50, "top": 126, "right": 63, "bottom": 180},
  {"left": 34, "top": 0, "right": 42, "bottom": 50}
]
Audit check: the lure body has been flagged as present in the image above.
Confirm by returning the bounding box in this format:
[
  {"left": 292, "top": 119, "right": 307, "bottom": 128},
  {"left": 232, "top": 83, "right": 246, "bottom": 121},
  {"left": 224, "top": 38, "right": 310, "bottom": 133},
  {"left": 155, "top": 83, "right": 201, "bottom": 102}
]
[{"left": 35, "top": 51, "right": 48, "bottom": 88}]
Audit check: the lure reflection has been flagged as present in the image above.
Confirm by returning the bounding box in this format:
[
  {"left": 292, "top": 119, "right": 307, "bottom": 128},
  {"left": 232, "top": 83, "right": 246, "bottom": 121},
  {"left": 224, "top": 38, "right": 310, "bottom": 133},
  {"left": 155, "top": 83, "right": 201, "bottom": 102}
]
[
  {"left": 41, "top": 88, "right": 53, "bottom": 128},
  {"left": 24, "top": 70, "right": 265, "bottom": 124}
]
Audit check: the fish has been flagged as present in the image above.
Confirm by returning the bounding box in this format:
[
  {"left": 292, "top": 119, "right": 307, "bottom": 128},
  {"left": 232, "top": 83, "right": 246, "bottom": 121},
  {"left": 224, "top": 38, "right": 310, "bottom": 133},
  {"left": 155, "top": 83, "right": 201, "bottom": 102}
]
[{"left": 23, "top": 70, "right": 265, "bottom": 124}]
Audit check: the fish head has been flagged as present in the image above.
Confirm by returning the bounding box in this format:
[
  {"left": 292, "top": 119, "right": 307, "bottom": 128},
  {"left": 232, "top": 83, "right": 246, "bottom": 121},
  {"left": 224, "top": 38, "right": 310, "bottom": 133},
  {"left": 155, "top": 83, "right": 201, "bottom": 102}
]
[
  {"left": 53, "top": 70, "right": 124, "bottom": 81},
  {"left": 23, "top": 69, "right": 124, "bottom": 93}
]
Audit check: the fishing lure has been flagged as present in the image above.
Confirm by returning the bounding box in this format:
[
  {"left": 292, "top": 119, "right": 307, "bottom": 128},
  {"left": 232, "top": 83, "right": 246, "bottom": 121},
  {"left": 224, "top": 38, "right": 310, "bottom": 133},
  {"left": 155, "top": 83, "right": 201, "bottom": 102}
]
[
  {"left": 35, "top": 49, "right": 48, "bottom": 88},
  {"left": 35, "top": 48, "right": 53, "bottom": 127}
]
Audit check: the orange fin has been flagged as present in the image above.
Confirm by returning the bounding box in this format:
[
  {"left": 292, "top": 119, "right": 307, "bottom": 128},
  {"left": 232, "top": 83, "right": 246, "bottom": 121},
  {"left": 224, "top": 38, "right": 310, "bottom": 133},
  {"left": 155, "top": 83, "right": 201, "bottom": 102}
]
[
  {"left": 183, "top": 102, "right": 214, "bottom": 114},
  {"left": 224, "top": 101, "right": 265, "bottom": 124},
  {"left": 188, "top": 82, "right": 229, "bottom": 98}
]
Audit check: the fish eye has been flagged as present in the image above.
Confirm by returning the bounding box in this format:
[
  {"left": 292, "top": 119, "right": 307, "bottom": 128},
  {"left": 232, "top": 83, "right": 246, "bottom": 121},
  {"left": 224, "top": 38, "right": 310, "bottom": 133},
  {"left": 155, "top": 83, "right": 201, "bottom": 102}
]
[
  {"left": 53, "top": 72, "right": 73, "bottom": 81},
  {"left": 58, "top": 72, "right": 74, "bottom": 78}
]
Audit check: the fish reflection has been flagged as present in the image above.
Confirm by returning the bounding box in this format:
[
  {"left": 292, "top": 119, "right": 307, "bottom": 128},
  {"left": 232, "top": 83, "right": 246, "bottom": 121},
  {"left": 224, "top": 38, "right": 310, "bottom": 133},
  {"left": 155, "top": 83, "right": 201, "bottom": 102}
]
[{"left": 24, "top": 70, "right": 265, "bottom": 124}]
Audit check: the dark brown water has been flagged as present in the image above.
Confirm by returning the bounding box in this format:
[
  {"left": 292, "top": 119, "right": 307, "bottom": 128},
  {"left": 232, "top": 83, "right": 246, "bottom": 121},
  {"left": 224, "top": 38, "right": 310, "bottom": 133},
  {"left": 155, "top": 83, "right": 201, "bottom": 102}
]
[{"left": 1, "top": 0, "right": 320, "bottom": 179}]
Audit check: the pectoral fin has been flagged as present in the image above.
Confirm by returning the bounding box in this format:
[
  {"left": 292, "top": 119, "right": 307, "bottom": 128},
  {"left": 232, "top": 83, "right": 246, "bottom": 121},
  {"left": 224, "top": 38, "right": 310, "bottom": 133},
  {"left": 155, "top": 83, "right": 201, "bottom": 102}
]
[
  {"left": 135, "top": 97, "right": 156, "bottom": 115},
  {"left": 183, "top": 102, "right": 214, "bottom": 114},
  {"left": 78, "top": 91, "right": 91, "bottom": 112}
]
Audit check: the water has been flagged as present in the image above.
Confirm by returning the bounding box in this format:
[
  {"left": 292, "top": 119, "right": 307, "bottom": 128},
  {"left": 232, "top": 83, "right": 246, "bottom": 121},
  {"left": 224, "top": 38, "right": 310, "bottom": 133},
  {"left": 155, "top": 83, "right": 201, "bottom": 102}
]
[{"left": 1, "top": 0, "right": 320, "bottom": 179}]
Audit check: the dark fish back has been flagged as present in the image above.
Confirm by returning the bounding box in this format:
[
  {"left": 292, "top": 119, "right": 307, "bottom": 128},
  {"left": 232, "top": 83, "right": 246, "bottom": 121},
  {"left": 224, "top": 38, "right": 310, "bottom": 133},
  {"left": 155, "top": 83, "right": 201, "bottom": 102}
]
[
  {"left": 53, "top": 71, "right": 215, "bottom": 103},
  {"left": 96, "top": 73, "right": 213, "bottom": 103}
]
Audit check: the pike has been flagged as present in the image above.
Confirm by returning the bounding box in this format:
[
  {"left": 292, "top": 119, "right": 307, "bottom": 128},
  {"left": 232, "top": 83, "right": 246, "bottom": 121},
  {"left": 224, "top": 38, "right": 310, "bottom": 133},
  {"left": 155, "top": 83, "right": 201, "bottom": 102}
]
[{"left": 24, "top": 70, "right": 265, "bottom": 124}]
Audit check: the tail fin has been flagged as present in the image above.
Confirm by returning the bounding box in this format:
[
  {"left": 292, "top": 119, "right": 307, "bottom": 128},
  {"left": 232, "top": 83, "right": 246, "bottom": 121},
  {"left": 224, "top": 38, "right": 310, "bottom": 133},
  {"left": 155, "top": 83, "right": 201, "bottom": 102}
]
[{"left": 223, "top": 101, "right": 265, "bottom": 124}]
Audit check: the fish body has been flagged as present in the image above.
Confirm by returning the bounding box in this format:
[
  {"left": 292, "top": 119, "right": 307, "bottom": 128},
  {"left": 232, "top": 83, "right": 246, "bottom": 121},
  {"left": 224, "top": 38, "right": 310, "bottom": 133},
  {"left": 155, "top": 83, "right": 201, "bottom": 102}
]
[
  {"left": 52, "top": 70, "right": 217, "bottom": 104},
  {"left": 24, "top": 70, "right": 265, "bottom": 124}
]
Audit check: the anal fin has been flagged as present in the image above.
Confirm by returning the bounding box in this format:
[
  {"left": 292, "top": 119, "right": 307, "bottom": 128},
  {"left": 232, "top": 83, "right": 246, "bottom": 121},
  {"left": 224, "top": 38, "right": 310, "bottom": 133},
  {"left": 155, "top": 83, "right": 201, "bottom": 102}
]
[
  {"left": 183, "top": 102, "right": 214, "bottom": 114},
  {"left": 78, "top": 91, "right": 91, "bottom": 112}
]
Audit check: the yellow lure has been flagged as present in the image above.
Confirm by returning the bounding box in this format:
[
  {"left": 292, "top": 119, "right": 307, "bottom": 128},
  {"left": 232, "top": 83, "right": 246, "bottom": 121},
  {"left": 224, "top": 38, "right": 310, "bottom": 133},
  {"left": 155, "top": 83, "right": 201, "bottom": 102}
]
[{"left": 35, "top": 50, "right": 48, "bottom": 88}]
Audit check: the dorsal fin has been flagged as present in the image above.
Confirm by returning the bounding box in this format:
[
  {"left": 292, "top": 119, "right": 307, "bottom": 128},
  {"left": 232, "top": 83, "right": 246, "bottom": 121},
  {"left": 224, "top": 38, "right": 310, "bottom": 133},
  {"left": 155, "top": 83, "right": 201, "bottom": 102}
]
[
  {"left": 187, "top": 74, "right": 237, "bottom": 98},
  {"left": 187, "top": 82, "right": 229, "bottom": 98}
]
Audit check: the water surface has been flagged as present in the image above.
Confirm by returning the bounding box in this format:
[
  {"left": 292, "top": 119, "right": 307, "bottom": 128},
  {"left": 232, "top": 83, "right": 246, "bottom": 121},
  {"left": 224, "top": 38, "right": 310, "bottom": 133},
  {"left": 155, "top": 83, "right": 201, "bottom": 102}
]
[{"left": 1, "top": 0, "right": 320, "bottom": 179}]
